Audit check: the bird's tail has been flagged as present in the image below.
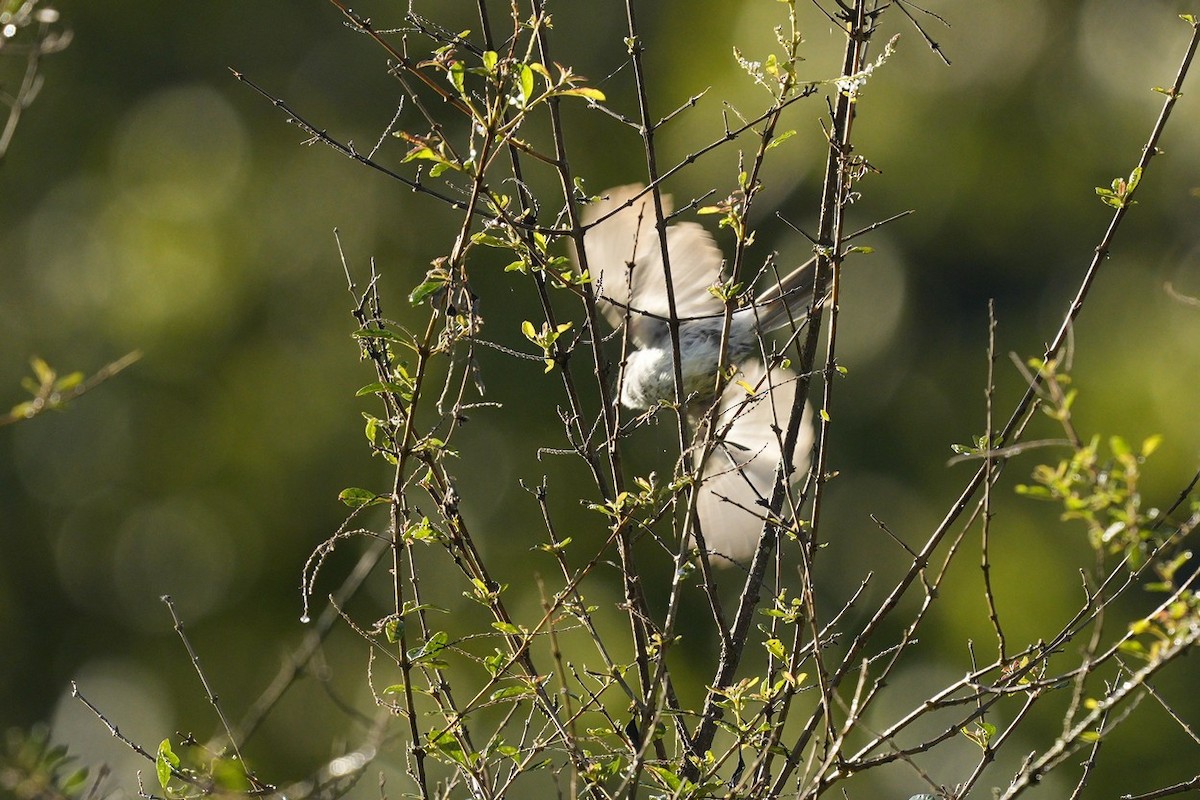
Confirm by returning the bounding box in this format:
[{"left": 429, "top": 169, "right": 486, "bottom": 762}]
[{"left": 753, "top": 255, "right": 826, "bottom": 333}]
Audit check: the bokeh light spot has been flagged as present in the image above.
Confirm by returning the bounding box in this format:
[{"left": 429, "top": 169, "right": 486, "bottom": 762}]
[
  {"left": 111, "top": 496, "right": 238, "bottom": 630},
  {"left": 110, "top": 84, "right": 249, "bottom": 221}
]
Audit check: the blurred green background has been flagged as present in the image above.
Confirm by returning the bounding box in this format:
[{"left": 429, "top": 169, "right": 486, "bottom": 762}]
[{"left": 2, "top": 0, "right": 1199, "bottom": 797}]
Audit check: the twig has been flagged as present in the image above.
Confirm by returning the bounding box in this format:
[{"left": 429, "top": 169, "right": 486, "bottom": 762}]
[
  {"left": 0, "top": 351, "right": 142, "bottom": 427},
  {"left": 161, "top": 596, "right": 271, "bottom": 793},
  {"left": 981, "top": 299, "right": 1006, "bottom": 658},
  {"left": 70, "top": 683, "right": 158, "bottom": 764},
  {"left": 1121, "top": 775, "right": 1200, "bottom": 800}
]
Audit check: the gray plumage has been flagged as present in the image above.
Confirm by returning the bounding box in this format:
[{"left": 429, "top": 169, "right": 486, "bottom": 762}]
[{"left": 573, "top": 184, "right": 816, "bottom": 563}]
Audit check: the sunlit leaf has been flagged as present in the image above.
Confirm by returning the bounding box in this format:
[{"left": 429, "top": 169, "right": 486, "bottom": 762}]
[
  {"left": 558, "top": 86, "right": 606, "bottom": 101},
  {"left": 517, "top": 63, "right": 534, "bottom": 105},
  {"left": 338, "top": 487, "right": 386, "bottom": 508},
  {"left": 408, "top": 278, "right": 446, "bottom": 305},
  {"left": 448, "top": 61, "right": 465, "bottom": 93},
  {"left": 767, "top": 128, "right": 797, "bottom": 149},
  {"left": 156, "top": 740, "right": 179, "bottom": 790},
  {"left": 489, "top": 685, "right": 533, "bottom": 701}
]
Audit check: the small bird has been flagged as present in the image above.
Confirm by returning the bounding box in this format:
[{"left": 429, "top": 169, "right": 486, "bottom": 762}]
[{"left": 573, "top": 184, "right": 817, "bottom": 563}]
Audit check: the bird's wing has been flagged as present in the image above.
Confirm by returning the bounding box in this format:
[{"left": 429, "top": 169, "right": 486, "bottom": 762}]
[
  {"left": 576, "top": 184, "right": 726, "bottom": 346},
  {"left": 693, "top": 362, "right": 813, "bottom": 565}
]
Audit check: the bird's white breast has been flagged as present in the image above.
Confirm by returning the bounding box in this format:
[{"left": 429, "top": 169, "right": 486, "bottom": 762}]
[{"left": 619, "top": 333, "right": 725, "bottom": 410}]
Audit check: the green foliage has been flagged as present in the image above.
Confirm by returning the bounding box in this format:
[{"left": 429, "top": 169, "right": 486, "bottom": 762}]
[
  {"left": 0, "top": 726, "right": 89, "bottom": 800},
  {"left": 151, "top": 736, "right": 252, "bottom": 799},
  {"left": 1015, "top": 358, "right": 1167, "bottom": 567},
  {"left": 2, "top": 353, "right": 139, "bottom": 427},
  {"left": 520, "top": 319, "right": 574, "bottom": 372},
  {"left": 391, "top": 38, "right": 607, "bottom": 190},
  {"left": 155, "top": 739, "right": 179, "bottom": 792},
  {"left": 337, "top": 486, "right": 386, "bottom": 508},
  {"left": 732, "top": 0, "right": 807, "bottom": 99},
  {"left": 408, "top": 261, "right": 450, "bottom": 305},
  {"left": 1015, "top": 360, "right": 1199, "bottom": 706},
  {"left": 1095, "top": 166, "right": 1142, "bottom": 209},
  {"left": 408, "top": 630, "right": 451, "bottom": 670},
  {"left": 960, "top": 721, "right": 997, "bottom": 751},
  {"left": 1016, "top": 431, "right": 1160, "bottom": 560},
  {"left": 9, "top": 2, "right": 1200, "bottom": 799},
  {"left": 586, "top": 473, "right": 661, "bottom": 522},
  {"left": 1120, "top": 590, "right": 1200, "bottom": 662}
]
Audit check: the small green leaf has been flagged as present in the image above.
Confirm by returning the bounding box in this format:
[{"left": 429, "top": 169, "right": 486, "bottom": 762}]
[
  {"left": 489, "top": 684, "right": 533, "bottom": 701},
  {"left": 402, "top": 145, "right": 441, "bottom": 164},
  {"left": 429, "top": 728, "right": 469, "bottom": 766},
  {"left": 448, "top": 61, "right": 465, "bottom": 93},
  {"left": 54, "top": 371, "right": 85, "bottom": 392},
  {"left": 409, "top": 278, "right": 446, "bottom": 305},
  {"left": 492, "top": 621, "right": 522, "bottom": 635},
  {"left": 339, "top": 487, "right": 385, "bottom": 508},
  {"left": 764, "top": 638, "right": 787, "bottom": 660},
  {"left": 1141, "top": 433, "right": 1162, "bottom": 458},
  {"left": 557, "top": 86, "right": 606, "bottom": 101},
  {"left": 538, "top": 536, "right": 572, "bottom": 553},
  {"left": 766, "top": 129, "right": 797, "bottom": 150},
  {"left": 156, "top": 740, "right": 179, "bottom": 790},
  {"left": 482, "top": 50, "right": 499, "bottom": 73},
  {"left": 30, "top": 357, "right": 54, "bottom": 383},
  {"left": 61, "top": 767, "right": 90, "bottom": 793},
  {"left": 647, "top": 765, "right": 683, "bottom": 792},
  {"left": 407, "top": 517, "right": 440, "bottom": 543},
  {"left": 355, "top": 382, "right": 393, "bottom": 397},
  {"left": 1127, "top": 166, "right": 1143, "bottom": 193},
  {"left": 516, "top": 63, "right": 534, "bottom": 106},
  {"left": 1118, "top": 639, "right": 1146, "bottom": 655},
  {"left": 471, "top": 232, "right": 509, "bottom": 248},
  {"left": 961, "top": 721, "right": 997, "bottom": 750},
  {"left": 1109, "top": 435, "right": 1131, "bottom": 458},
  {"left": 363, "top": 415, "right": 380, "bottom": 444},
  {"left": 484, "top": 649, "right": 506, "bottom": 676},
  {"left": 353, "top": 327, "right": 404, "bottom": 342}
]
